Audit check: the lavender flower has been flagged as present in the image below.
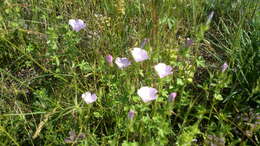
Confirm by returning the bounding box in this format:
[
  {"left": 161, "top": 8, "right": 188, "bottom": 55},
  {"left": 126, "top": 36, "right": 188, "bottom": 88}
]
[
  {"left": 115, "top": 57, "right": 131, "bottom": 69},
  {"left": 69, "top": 19, "right": 86, "bottom": 32},
  {"left": 105, "top": 54, "right": 113, "bottom": 65},
  {"left": 221, "top": 62, "right": 228, "bottom": 72},
  {"left": 137, "top": 86, "right": 158, "bottom": 103},
  {"left": 168, "top": 92, "right": 177, "bottom": 102},
  {"left": 81, "top": 92, "right": 97, "bottom": 104},
  {"left": 154, "top": 63, "right": 173, "bottom": 78},
  {"left": 128, "top": 110, "right": 135, "bottom": 120},
  {"left": 131, "top": 47, "right": 149, "bottom": 62}
]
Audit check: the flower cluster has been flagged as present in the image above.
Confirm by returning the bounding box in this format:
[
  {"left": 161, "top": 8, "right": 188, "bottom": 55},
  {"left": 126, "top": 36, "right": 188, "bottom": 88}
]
[
  {"left": 70, "top": 19, "right": 175, "bottom": 109},
  {"left": 69, "top": 19, "right": 227, "bottom": 119},
  {"left": 81, "top": 44, "right": 175, "bottom": 104},
  {"left": 103, "top": 47, "right": 174, "bottom": 103}
]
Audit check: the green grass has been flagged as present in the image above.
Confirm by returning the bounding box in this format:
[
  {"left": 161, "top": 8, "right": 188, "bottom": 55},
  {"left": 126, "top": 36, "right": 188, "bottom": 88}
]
[{"left": 0, "top": 0, "right": 259, "bottom": 145}]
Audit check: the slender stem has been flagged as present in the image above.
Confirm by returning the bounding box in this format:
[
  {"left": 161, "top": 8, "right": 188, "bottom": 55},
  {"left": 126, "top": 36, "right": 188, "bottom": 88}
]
[{"left": 0, "top": 126, "right": 20, "bottom": 146}]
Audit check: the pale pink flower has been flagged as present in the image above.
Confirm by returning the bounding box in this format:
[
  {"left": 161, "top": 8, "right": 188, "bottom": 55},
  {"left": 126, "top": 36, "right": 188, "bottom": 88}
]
[
  {"left": 137, "top": 86, "right": 158, "bottom": 103},
  {"left": 128, "top": 110, "right": 135, "bottom": 120},
  {"left": 168, "top": 92, "right": 177, "bottom": 102},
  {"left": 105, "top": 54, "right": 113, "bottom": 65},
  {"left": 154, "top": 63, "right": 173, "bottom": 78},
  {"left": 221, "top": 62, "right": 228, "bottom": 72},
  {"left": 69, "top": 19, "right": 86, "bottom": 32},
  {"left": 131, "top": 47, "right": 149, "bottom": 62},
  {"left": 81, "top": 92, "right": 97, "bottom": 104},
  {"left": 115, "top": 57, "right": 131, "bottom": 69}
]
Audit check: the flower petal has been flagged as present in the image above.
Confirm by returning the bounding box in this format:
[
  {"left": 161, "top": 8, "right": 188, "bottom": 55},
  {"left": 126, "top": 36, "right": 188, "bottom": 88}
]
[
  {"left": 154, "top": 63, "right": 173, "bottom": 78},
  {"left": 115, "top": 57, "right": 131, "bottom": 69},
  {"left": 168, "top": 92, "right": 177, "bottom": 102},
  {"left": 137, "top": 86, "right": 158, "bottom": 103},
  {"left": 105, "top": 55, "right": 113, "bottom": 64},
  {"left": 128, "top": 110, "right": 135, "bottom": 120},
  {"left": 81, "top": 92, "right": 97, "bottom": 104},
  {"left": 221, "top": 62, "right": 228, "bottom": 72},
  {"left": 69, "top": 19, "right": 86, "bottom": 32},
  {"left": 131, "top": 47, "right": 149, "bottom": 62}
]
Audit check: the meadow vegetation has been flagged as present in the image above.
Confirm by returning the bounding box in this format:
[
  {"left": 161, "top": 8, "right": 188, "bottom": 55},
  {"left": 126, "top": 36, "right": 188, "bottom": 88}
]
[{"left": 0, "top": 0, "right": 259, "bottom": 145}]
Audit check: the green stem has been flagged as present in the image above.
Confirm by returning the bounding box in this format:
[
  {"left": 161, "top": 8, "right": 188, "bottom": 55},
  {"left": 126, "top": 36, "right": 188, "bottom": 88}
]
[{"left": 0, "top": 125, "right": 20, "bottom": 146}]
